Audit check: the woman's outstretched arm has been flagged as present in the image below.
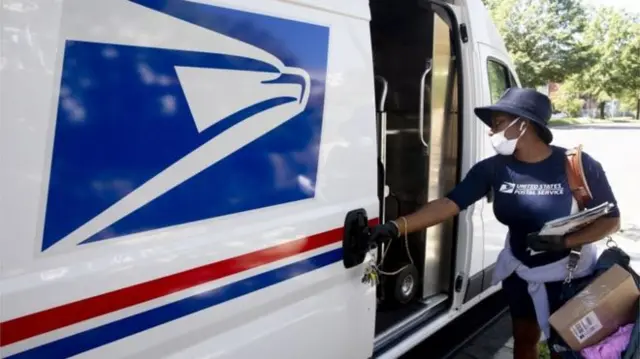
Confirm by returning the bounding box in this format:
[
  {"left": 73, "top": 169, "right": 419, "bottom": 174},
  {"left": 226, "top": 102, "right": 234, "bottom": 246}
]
[
  {"left": 371, "top": 157, "right": 495, "bottom": 241},
  {"left": 394, "top": 198, "right": 460, "bottom": 236}
]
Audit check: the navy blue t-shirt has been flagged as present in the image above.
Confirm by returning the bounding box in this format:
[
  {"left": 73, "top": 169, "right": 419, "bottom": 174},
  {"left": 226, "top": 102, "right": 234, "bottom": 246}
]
[{"left": 446, "top": 146, "right": 619, "bottom": 267}]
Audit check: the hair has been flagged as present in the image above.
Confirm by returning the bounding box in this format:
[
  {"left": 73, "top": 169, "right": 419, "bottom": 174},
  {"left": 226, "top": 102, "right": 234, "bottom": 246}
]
[{"left": 527, "top": 120, "right": 551, "bottom": 144}]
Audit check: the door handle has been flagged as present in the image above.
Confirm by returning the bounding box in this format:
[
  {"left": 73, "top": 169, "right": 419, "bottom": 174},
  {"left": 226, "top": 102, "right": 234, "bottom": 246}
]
[
  {"left": 419, "top": 59, "right": 433, "bottom": 152},
  {"left": 375, "top": 75, "right": 388, "bottom": 113},
  {"left": 342, "top": 209, "right": 371, "bottom": 269}
]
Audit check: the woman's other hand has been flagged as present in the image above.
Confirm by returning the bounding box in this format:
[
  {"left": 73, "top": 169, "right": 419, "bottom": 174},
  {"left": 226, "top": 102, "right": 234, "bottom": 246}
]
[{"left": 526, "top": 232, "right": 567, "bottom": 252}]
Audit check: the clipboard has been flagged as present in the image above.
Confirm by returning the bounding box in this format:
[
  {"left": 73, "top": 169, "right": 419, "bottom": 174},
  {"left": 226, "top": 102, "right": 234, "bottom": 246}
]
[{"left": 538, "top": 202, "right": 615, "bottom": 236}]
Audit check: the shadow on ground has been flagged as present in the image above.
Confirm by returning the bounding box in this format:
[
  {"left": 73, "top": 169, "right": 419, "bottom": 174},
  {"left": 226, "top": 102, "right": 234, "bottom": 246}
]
[{"left": 450, "top": 313, "right": 514, "bottom": 359}]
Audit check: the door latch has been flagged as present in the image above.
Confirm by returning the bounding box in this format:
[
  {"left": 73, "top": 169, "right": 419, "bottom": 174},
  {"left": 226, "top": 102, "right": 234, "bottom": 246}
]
[{"left": 342, "top": 209, "right": 372, "bottom": 269}]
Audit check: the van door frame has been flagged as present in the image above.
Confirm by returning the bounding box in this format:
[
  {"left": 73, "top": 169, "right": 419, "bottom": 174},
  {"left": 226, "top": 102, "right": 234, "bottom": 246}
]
[
  {"left": 421, "top": 0, "right": 466, "bottom": 305},
  {"left": 372, "top": 1, "right": 467, "bottom": 356},
  {"left": 478, "top": 42, "right": 520, "bottom": 272}
]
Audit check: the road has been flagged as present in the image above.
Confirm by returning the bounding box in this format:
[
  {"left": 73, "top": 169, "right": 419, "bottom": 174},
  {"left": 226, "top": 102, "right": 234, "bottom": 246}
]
[{"left": 552, "top": 123, "right": 640, "bottom": 270}]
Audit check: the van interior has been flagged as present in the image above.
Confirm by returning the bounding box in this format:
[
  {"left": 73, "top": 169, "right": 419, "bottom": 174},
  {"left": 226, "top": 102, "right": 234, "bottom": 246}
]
[{"left": 370, "top": 0, "right": 462, "bottom": 353}]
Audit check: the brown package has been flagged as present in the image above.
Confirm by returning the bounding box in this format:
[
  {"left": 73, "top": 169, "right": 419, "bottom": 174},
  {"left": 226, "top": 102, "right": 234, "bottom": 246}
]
[{"left": 549, "top": 264, "right": 639, "bottom": 351}]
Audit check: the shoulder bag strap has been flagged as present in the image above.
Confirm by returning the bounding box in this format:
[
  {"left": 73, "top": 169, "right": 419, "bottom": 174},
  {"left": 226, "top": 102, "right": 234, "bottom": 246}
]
[
  {"left": 565, "top": 145, "right": 593, "bottom": 280},
  {"left": 565, "top": 144, "right": 592, "bottom": 209}
]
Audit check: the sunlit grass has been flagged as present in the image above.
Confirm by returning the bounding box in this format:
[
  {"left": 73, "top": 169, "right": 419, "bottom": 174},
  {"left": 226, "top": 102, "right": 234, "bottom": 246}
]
[{"left": 538, "top": 342, "right": 551, "bottom": 359}]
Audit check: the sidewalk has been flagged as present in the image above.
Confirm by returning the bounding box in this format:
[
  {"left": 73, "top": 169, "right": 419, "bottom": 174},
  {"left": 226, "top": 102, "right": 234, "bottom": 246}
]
[{"left": 451, "top": 312, "right": 514, "bottom": 359}]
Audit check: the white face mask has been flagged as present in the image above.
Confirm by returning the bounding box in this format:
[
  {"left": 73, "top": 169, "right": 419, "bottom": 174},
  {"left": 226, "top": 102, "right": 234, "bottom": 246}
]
[{"left": 491, "top": 118, "right": 527, "bottom": 155}]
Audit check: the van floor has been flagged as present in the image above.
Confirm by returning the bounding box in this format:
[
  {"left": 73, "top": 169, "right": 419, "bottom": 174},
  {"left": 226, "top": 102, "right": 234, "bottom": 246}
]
[
  {"left": 373, "top": 294, "right": 449, "bottom": 354},
  {"left": 375, "top": 302, "right": 427, "bottom": 335}
]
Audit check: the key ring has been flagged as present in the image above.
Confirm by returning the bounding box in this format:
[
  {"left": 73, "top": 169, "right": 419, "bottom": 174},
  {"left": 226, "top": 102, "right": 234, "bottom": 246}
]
[{"left": 564, "top": 268, "right": 574, "bottom": 284}]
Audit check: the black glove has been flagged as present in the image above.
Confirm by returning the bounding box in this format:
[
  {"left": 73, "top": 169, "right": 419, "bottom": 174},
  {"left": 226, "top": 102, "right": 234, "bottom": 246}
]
[
  {"left": 370, "top": 222, "right": 400, "bottom": 244},
  {"left": 526, "top": 232, "right": 567, "bottom": 252}
]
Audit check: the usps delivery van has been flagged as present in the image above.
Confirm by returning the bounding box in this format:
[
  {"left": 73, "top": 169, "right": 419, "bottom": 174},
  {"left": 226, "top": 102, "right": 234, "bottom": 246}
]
[{"left": 0, "top": 0, "right": 521, "bottom": 358}]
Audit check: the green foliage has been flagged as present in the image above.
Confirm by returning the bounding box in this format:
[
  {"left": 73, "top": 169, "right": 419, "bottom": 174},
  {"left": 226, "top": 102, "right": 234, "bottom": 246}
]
[
  {"left": 568, "top": 7, "right": 638, "bottom": 100},
  {"left": 484, "top": 0, "right": 592, "bottom": 87},
  {"left": 620, "top": 89, "right": 639, "bottom": 111},
  {"left": 618, "top": 18, "right": 640, "bottom": 118},
  {"left": 562, "top": 7, "right": 640, "bottom": 118},
  {"left": 553, "top": 93, "right": 584, "bottom": 117},
  {"left": 485, "top": 0, "right": 640, "bottom": 119},
  {"left": 538, "top": 342, "right": 551, "bottom": 359}
]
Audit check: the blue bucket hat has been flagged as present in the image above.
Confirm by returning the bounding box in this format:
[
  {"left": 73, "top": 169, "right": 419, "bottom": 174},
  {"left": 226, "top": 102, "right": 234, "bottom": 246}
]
[{"left": 474, "top": 88, "right": 553, "bottom": 144}]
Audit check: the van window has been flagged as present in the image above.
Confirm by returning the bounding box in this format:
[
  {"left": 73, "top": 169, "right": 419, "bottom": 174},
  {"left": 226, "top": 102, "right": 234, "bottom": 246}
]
[{"left": 487, "top": 60, "right": 516, "bottom": 104}]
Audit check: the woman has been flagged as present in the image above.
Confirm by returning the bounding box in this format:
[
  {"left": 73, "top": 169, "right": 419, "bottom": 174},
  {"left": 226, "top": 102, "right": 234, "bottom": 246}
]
[{"left": 371, "top": 88, "right": 620, "bottom": 359}]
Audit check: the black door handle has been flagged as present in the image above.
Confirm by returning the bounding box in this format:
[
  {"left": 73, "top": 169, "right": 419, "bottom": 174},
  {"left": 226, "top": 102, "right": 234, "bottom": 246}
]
[{"left": 342, "top": 209, "right": 371, "bottom": 269}]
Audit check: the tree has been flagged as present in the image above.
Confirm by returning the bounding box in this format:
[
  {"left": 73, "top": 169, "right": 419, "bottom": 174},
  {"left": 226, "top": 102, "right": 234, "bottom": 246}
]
[
  {"left": 568, "top": 6, "right": 639, "bottom": 118},
  {"left": 618, "top": 18, "right": 640, "bottom": 119},
  {"left": 620, "top": 93, "right": 639, "bottom": 118},
  {"left": 551, "top": 83, "right": 584, "bottom": 117},
  {"left": 484, "top": 0, "right": 593, "bottom": 87}
]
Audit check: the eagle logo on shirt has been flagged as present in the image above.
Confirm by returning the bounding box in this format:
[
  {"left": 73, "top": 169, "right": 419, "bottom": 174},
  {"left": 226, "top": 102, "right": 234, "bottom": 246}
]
[{"left": 499, "top": 182, "right": 516, "bottom": 193}]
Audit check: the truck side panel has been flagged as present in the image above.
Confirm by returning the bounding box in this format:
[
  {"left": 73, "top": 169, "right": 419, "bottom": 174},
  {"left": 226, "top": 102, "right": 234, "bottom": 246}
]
[{"left": 0, "top": 1, "right": 378, "bottom": 358}]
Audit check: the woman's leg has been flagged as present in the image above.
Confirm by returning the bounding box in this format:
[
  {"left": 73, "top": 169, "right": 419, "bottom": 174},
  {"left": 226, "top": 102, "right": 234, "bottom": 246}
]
[
  {"left": 512, "top": 317, "right": 541, "bottom": 359},
  {"left": 503, "top": 274, "right": 542, "bottom": 359},
  {"left": 545, "top": 281, "right": 567, "bottom": 359},
  {"left": 513, "top": 318, "right": 563, "bottom": 359}
]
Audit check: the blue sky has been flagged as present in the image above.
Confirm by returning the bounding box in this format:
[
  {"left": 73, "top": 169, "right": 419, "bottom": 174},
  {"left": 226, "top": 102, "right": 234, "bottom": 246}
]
[{"left": 584, "top": 0, "right": 640, "bottom": 14}]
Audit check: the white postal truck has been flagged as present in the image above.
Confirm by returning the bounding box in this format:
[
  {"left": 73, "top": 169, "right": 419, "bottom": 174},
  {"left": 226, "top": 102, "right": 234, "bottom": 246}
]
[{"left": 0, "top": 0, "right": 521, "bottom": 358}]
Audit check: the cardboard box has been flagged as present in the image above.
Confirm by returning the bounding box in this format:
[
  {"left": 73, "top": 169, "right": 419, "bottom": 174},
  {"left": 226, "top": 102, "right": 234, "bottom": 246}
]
[{"left": 549, "top": 264, "right": 639, "bottom": 351}]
